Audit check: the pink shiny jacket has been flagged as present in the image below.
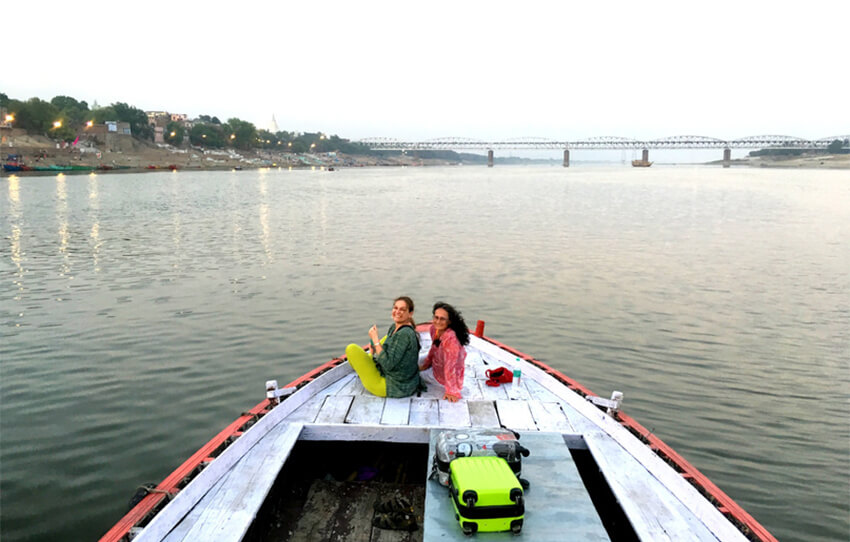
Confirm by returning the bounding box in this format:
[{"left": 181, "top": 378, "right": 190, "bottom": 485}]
[{"left": 422, "top": 325, "right": 467, "bottom": 397}]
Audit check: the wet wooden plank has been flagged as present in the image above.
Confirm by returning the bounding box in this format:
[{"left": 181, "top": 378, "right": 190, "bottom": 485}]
[
  {"left": 338, "top": 374, "right": 367, "bottom": 396},
  {"left": 288, "top": 480, "right": 344, "bottom": 542},
  {"left": 168, "top": 422, "right": 303, "bottom": 542},
  {"left": 506, "top": 380, "right": 532, "bottom": 401},
  {"left": 585, "top": 431, "right": 723, "bottom": 542},
  {"left": 417, "top": 370, "right": 444, "bottom": 400},
  {"left": 523, "top": 375, "right": 567, "bottom": 403},
  {"left": 315, "top": 395, "right": 354, "bottom": 424},
  {"left": 476, "top": 378, "right": 509, "bottom": 401},
  {"left": 438, "top": 400, "right": 470, "bottom": 427},
  {"left": 286, "top": 372, "right": 357, "bottom": 423},
  {"left": 408, "top": 398, "right": 439, "bottom": 427},
  {"left": 381, "top": 398, "right": 411, "bottom": 425},
  {"left": 467, "top": 400, "right": 500, "bottom": 427},
  {"left": 495, "top": 399, "right": 536, "bottom": 430},
  {"left": 290, "top": 481, "right": 424, "bottom": 542},
  {"left": 460, "top": 370, "right": 481, "bottom": 400},
  {"left": 345, "top": 394, "right": 385, "bottom": 425},
  {"left": 528, "top": 400, "right": 573, "bottom": 432}
]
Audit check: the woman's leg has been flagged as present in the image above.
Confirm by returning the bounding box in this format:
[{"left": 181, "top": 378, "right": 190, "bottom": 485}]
[{"left": 345, "top": 344, "right": 387, "bottom": 397}]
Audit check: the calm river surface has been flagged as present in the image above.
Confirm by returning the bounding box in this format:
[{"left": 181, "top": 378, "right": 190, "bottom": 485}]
[{"left": 1, "top": 166, "right": 848, "bottom": 542}]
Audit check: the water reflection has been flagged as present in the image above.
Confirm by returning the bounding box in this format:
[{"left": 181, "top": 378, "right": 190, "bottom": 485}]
[
  {"left": 56, "top": 174, "right": 70, "bottom": 277},
  {"left": 7, "top": 177, "right": 24, "bottom": 301},
  {"left": 172, "top": 173, "right": 181, "bottom": 270},
  {"left": 88, "top": 174, "right": 101, "bottom": 272},
  {"left": 258, "top": 172, "right": 272, "bottom": 263}
]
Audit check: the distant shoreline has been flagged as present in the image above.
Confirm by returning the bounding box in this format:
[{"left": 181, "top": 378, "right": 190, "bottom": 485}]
[
  {"left": 3, "top": 131, "right": 848, "bottom": 176},
  {"left": 704, "top": 153, "right": 850, "bottom": 169}
]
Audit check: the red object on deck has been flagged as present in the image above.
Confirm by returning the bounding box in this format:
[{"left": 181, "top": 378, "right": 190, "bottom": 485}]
[
  {"left": 101, "top": 321, "right": 777, "bottom": 542},
  {"left": 474, "top": 320, "right": 485, "bottom": 337},
  {"left": 476, "top": 326, "right": 777, "bottom": 542}
]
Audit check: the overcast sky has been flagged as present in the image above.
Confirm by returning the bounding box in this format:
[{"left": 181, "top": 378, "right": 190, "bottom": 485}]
[{"left": 4, "top": 0, "right": 848, "bottom": 142}]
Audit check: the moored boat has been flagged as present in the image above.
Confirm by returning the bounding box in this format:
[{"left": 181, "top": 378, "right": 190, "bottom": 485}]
[
  {"left": 631, "top": 159, "right": 653, "bottom": 167},
  {"left": 3, "top": 153, "right": 32, "bottom": 172},
  {"left": 100, "top": 321, "right": 777, "bottom": 542}
]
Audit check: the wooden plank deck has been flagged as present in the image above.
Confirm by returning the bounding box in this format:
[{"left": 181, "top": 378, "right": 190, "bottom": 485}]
[
  {"left": 424, "top": 430, "right": 610, "bottom": 541},
  {"left": 162, "top": 422, "right": 303, "bottom": 542},
  {"left": 147, "top": 333, "right": 743, "bottom": 542},
  {"left": 584, "top": 431, "right": 722, "bottom": 542}
]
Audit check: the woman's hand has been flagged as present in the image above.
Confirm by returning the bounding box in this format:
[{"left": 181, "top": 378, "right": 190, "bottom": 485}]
[
  {"left": 368, "top": 325, "right": 379, "bottom": 343},
  {"left": 443, "top": 392, "right": 461, "bottom": 403}
]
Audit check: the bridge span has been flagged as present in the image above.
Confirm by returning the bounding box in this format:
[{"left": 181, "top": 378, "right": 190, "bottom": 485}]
[{"left": 358, "top": 134, "right": 849, "bottom": 167}]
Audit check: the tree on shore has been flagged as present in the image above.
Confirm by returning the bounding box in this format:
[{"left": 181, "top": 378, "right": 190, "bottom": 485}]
[
  {"left": 827, "top": 139, "right": 847, "bottom": 153},
  {"left": 111, "top": 103, "right": 153, "bottom": 141},
  {"left": 223, "top": 118, "right": 257, "bottom": 150},
  {"left": 89, "top": 102, "right": 154, "bottom": 140},
  {"left": 7, "top": 98, "right": 62, "bottom": 135},
  {"left": 190, "top": 123, "right": 226, "bottom": 148},
  {"left": 165, "top": 121, "right": 184, "bottom": 145}
]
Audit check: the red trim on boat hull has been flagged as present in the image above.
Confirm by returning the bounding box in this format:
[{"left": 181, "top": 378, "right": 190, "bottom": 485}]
[
  {"left": 101, "top": 332, "right": 776, "bottom": 542},
  {"left": 99, "top": 357, "right": 348, "bottom": 542},
  {"left": 475, "top": 332, "right": 777, "bottom": 542}
]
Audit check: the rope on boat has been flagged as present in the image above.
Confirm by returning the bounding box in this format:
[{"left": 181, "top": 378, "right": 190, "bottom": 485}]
[{"left": 142, "top": 486, "right": 178, "bottom": 500}]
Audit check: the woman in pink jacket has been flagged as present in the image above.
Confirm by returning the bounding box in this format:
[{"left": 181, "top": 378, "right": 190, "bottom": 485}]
[{"left": 420, "top": 302, "right": 469, "bottom": 402}]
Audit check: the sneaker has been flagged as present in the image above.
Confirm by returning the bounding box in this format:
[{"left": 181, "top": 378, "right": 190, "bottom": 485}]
[
  {"left": 372, "top": 511, "right": 419, "bottom": 531},
  {"left": 373, "top": 494, "right": 413, "bottom": 514}
]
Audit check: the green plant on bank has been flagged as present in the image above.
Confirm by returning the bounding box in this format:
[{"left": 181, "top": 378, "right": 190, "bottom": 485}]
[
  {"left": 827, "top": 139, "right": 849, "bottom": 153},
  {"left": 4, "top": 91, "right": 482, "bottom": 161},
  {"left": 222, "top": 118, "right": 257, "bottom": 150},
  {"left": 165, "top": 121, "right": 184, "bottom": 145},
  {"left": 189, "top": 123, "right": 227, "bottom": 148}
]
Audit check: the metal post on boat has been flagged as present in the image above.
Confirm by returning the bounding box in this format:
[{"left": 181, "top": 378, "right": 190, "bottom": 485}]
[
  {"left": 266, "top": 380, "right": 280, "bottom": 405},
  {"left": 607, "top": 391, "right": 623, "bottom": 416},
  {"left": 587, "top": 390, "right": 624, "bottom": 416},
  {"left": 474, "top": 320, "right": 485, "bottom": 337},
  {"left": 265, "top": 379, "right": 295, "bottom": 406}
]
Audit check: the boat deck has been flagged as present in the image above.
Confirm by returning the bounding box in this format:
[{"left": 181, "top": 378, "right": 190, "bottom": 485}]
[{"left": 134, "top": 334, "right": 748, "bottom": 542}]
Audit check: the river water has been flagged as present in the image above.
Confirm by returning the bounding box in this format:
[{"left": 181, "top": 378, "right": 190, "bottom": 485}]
[{"left": 1, "top": 166, "right": 847, "bottom": 542}]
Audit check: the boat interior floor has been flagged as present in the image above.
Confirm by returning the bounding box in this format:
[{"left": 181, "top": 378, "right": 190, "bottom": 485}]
[{"left": 244, "top": 441, "right": 428, "bottom": 542}]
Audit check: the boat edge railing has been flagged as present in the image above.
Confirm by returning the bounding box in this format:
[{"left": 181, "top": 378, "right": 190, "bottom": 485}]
[{"left": 470, "top": 319, "right": 777, "bottom": 542}]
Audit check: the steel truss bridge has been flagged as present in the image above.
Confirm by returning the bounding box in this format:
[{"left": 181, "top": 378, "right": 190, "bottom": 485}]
[{"left": 358, "top": 135, "right": 849, "bottom": 151}]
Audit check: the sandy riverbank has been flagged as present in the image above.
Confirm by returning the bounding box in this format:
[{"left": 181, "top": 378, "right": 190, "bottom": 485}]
[
  {"left": 0, "top": 132, "right": 449, "bottom": 176},
  {"left": 709, "top": 153, "right": 850, "bottom": 169}
]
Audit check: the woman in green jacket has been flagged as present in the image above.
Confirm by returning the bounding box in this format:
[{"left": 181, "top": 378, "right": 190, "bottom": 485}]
[{"left": 346, "top": 296, "right": 421, "bottom": 397}]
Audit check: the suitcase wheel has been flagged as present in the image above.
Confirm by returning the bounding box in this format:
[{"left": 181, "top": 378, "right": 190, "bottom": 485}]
[
  {"left": 462, "top": 521, "right": 478, "bottom": 535},
  {"left": 510, "top": 487, "right": 523, "bottom": 504},
  {"left": 463, "top": 489, "right": 478, "bottom": 508},
  {"left": 519, "top": 477, "right": 530, "bottom": 490},
  {"left": 511, "top": 519, "right": 523, "bottom": 534}
]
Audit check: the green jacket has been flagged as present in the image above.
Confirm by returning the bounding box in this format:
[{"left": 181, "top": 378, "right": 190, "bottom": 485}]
[{"left": 375, "top": 324, "right": 421, "bottom": 398}]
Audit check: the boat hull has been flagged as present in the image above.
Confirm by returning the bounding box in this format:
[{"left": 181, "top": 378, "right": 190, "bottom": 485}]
[{"left": 100, "top": 323, "right": 777, "bottom": 542}]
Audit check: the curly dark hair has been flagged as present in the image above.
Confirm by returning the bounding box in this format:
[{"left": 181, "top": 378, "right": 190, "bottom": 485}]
[{"left": 432, "top": 301, "right": 469, "bottom": 346}]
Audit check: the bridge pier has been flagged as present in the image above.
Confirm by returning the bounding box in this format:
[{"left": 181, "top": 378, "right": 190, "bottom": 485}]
[
  {"left": 723, "top": 148, "right": 731, "bottom": 168},
  {"left": 487, "top": 149, "right": 494, "bottom": 168},
  {"left": 563, "top": 149, "right": 570, "bottom": 167},
  {"left": 642, "top": 149, "right": 649, "bottom": 163}
]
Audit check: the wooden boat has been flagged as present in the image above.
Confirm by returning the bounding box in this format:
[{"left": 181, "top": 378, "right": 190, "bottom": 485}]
[
  {"left": 631, "top": 160, "right": 653, "bottom": 167},
  {"left": 3, "top": 154, "right": 32, "bottom": 172},
  {"left": 100, "top": 322, "right": 777, "bottom": 542}
]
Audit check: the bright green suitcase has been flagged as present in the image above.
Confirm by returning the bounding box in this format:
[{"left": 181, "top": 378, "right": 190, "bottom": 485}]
[{"left": 449, "top": 456, "right": 524, "bottom": 535}]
